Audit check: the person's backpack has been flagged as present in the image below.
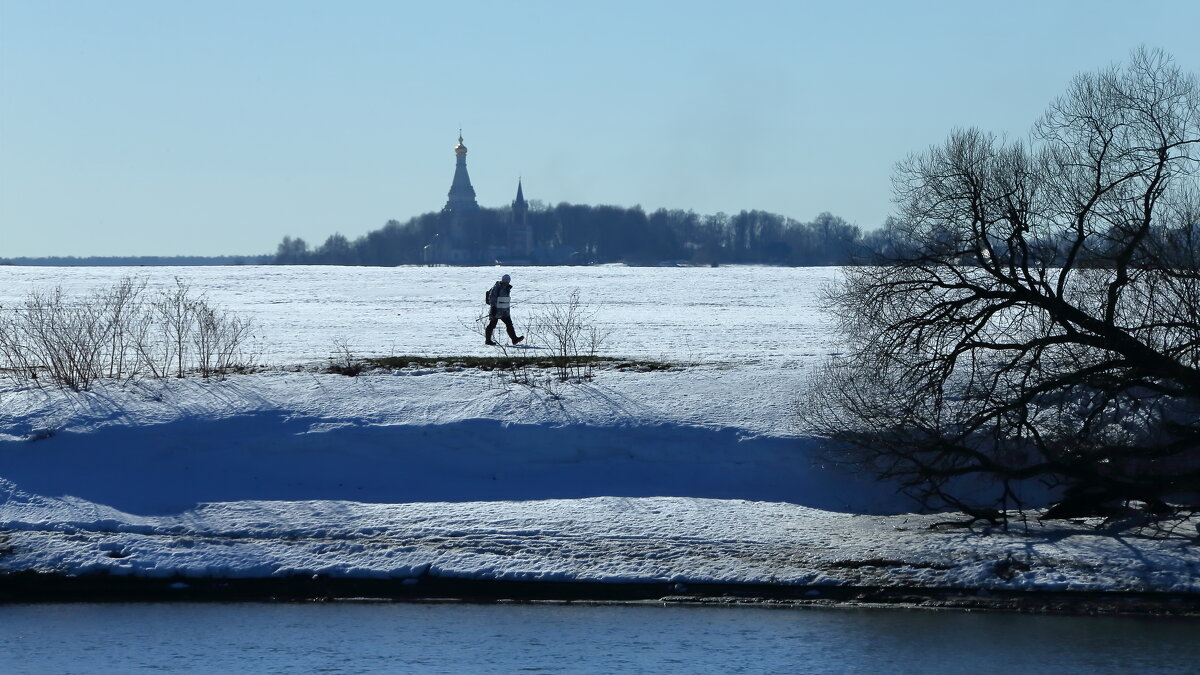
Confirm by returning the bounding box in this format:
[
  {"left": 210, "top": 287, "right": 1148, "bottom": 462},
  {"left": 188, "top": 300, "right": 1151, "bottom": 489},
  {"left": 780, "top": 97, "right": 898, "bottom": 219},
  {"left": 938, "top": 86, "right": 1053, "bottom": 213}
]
[{"left": 485, "top": 284, "right": 495, "bottom": 305}]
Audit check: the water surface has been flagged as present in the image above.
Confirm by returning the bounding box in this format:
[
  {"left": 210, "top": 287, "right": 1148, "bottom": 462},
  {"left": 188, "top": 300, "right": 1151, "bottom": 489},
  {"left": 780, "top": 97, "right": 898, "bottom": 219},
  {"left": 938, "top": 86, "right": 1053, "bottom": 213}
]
[{"left": 1, "top": 602, "right": 1195, "bottom": 674}]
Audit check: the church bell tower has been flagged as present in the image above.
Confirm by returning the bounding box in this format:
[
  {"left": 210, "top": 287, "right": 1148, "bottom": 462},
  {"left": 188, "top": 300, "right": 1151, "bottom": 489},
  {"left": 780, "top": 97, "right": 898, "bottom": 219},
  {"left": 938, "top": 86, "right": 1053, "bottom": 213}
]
[
  {"left": 508, "top": 179, "right": 533, "bottom": 260},
  {"left": 438, "top": 132, "right": 481, "bottom": 262},
  {"left": 444, "top": 132, "right": 480, "bottom": 214}
]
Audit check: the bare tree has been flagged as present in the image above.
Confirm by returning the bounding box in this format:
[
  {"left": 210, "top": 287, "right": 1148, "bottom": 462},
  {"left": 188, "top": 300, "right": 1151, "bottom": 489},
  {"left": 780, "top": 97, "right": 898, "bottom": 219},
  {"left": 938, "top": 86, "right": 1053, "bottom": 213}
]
[{"left": 802, "top": 48, "right": 1200, "bottom": 524}]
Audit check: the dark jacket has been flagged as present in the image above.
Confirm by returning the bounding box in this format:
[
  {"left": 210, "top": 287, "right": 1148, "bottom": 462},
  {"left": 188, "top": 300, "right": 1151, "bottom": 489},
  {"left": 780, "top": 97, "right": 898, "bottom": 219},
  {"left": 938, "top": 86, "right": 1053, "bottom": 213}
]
[{"left": 488, "top": 281, "right": 513, "bottom": 318}]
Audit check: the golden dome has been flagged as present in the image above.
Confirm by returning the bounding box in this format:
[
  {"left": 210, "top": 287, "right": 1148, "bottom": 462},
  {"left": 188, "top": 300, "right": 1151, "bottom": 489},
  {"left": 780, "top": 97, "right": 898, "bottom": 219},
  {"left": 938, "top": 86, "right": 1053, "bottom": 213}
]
[{"left": 454, "top": 134, "right": 467, "bottom": 156}]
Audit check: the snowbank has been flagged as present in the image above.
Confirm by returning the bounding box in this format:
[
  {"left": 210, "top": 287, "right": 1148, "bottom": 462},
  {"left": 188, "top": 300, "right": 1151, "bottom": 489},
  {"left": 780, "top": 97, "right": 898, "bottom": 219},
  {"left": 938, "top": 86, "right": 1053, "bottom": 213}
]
[{"left": 2, "top": 370, "right": 1198, "bottom": 605}]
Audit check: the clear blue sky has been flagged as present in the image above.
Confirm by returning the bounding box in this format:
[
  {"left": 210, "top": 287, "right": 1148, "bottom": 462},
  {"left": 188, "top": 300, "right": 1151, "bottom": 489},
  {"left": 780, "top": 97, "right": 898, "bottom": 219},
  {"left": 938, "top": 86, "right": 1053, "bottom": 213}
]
[{"left": 2, "top": 0, "right": 1198, "bottom": 257}]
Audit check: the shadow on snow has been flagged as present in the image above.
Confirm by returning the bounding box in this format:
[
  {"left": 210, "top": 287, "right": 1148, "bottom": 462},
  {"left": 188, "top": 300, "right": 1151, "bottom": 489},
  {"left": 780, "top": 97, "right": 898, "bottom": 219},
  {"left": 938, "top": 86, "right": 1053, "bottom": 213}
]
[{"left": 0, "top": 413, "right": 908, "bottom": 516}]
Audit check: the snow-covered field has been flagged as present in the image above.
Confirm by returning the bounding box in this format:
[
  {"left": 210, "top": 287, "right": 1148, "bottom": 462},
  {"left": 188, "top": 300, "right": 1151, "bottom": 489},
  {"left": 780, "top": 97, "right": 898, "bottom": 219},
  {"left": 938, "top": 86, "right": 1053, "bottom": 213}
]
[{"left": 1, "top": 265, "right": 1197, "bottom": 602}]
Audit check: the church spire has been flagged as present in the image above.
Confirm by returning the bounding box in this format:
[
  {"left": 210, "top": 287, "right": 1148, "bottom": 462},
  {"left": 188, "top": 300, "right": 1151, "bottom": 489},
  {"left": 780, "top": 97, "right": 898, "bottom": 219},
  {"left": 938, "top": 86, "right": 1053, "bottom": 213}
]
[
  {"left": 508, "top": 177, "right": 532, "bottom": 259},
  {"left": 444, "top": 131, "right": 479, "bottom": 212}
]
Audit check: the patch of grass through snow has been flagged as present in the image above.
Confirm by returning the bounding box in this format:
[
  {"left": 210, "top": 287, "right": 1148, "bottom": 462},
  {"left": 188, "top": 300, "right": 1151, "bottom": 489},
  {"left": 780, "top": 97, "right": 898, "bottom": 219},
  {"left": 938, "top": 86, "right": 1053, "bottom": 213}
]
[{"left": 359, "top": 355, "right": 674, "bottom": 374}]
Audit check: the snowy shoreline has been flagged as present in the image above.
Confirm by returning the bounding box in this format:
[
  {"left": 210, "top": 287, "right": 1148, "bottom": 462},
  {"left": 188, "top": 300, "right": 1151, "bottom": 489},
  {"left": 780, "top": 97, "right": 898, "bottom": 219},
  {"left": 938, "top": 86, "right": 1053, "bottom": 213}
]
[
  {"left": 2, "top": 266, "right": 1198, "bottom": 614},
  {"left": 2, "top": 365, "right": 1200, "bottom": 612},
  {"left": 2, "top": 370, "right": 1199, "bottom": 616}
]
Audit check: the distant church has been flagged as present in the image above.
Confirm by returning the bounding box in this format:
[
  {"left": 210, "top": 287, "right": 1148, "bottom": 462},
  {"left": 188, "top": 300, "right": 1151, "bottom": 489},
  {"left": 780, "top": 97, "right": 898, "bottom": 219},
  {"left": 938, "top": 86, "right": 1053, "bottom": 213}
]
[{"left": 424, "top": 133, "right": 533, "bottom": 265}]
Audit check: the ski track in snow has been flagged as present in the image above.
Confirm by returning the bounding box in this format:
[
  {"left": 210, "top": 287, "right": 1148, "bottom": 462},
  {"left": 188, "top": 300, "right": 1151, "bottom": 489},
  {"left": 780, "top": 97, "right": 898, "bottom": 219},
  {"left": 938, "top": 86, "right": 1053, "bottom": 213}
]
[{"left": 1, "top": 265, "right": 1197, "bottom": 594}]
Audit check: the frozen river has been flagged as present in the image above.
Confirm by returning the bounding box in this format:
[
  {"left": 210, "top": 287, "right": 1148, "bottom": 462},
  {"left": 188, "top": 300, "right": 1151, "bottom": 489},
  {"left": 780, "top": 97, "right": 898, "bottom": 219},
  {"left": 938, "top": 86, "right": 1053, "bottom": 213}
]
[{"left": 0, "top": 264, "right": 842, "bottom": 366}]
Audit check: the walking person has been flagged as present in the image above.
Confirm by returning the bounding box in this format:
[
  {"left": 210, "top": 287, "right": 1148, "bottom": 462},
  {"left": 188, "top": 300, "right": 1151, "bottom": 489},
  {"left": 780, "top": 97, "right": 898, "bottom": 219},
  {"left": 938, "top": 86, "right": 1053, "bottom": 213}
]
[{"left": 485, "top": 273, "right": 524, "bottom": 346}]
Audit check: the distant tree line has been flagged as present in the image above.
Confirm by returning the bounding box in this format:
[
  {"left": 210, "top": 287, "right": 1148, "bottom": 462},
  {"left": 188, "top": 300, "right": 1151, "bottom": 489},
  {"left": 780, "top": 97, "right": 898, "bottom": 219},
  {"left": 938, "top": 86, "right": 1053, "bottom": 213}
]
[
  {"left": 0, "top": 255, "right": 272, "bottom": 267},
  {"left": 273, "top": 205, "right": 886, "bottom": 266}
]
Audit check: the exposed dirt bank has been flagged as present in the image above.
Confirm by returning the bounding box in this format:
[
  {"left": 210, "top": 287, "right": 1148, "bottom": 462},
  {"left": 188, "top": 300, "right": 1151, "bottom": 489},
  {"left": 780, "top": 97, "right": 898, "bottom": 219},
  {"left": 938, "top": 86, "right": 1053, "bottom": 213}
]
[{"left": 3, "top": 573, "right": 1198, "bottom": 618}]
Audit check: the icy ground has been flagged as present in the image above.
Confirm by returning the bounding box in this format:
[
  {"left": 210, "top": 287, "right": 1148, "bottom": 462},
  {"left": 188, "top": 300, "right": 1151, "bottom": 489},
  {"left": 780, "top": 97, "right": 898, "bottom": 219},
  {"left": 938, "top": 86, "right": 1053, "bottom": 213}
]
[{"left": 1, "top": 265, "right": 1197, "bottom": 595}]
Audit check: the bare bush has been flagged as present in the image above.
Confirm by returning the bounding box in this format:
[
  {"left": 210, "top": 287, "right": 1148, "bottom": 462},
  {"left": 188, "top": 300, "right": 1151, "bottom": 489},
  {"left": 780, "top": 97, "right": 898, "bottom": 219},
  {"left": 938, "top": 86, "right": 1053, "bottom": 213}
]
[
  {"left": 1, "top": 287, "right": 114, "bottom": 389},
  {"left": 325, "top": 337, "right": 365, "bottom": 376},
  {"left": 100, "top": 275, "right": 147, "bottom": 378},
  {"left": 193, "top": 300, "right": 256, "bottom": 378},
  {"left": 156, "top": 277, "right": 194, "bottom": 379},
  {"left": 530, "top": 289, "right": 605, "bottom": 382},
  {"left": 0, "top": 275, "right": 256, "bottom": 389}
]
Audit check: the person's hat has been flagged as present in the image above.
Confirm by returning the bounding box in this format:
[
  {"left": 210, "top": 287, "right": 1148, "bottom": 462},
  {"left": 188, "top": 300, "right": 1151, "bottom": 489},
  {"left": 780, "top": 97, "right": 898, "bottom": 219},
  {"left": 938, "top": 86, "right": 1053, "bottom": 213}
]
[{"left": 501, "top": 274, "right": 511, "bottom": 282}]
